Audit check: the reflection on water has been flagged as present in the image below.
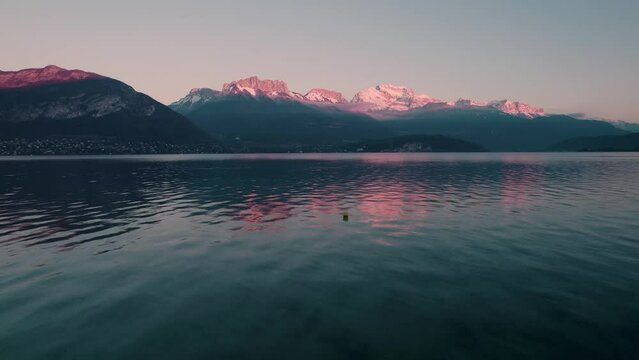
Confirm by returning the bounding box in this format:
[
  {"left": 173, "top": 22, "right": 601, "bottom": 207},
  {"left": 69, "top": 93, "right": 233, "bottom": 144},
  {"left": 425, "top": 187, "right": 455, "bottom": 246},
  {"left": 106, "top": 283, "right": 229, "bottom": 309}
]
[
  {"left": 1, "top": 153, "right": 639, "bottom": 359},
  {"left": 0, "top": 153, "right": 594, "bottom": 248}
]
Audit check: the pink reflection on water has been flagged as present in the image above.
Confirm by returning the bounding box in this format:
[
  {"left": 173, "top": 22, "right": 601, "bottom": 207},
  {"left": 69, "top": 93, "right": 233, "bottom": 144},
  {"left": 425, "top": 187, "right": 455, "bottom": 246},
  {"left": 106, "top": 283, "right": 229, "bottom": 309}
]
[
  {"left": 229, "top": 176, "right": 432, "bottom": 237},
  {"left": 501, "top": 162, "right": 544, "bottom": 213},
  {"left": 307, "top": 186, "right": 342, "bottom": 215},
  {"left": 359, "top": 153, "right": 415, "bottom": 164},
  {"left": 356, "top": 179, "right": 429, "bottom": 235},
  {"left": 374, "top": 238, "right": 395, "bottom": 247},
  {"left": 501, "top": 153, "right": 545, "bottom": 164},
  {"left": 235, "top": 192, "right": 293, "bottom": 232}
]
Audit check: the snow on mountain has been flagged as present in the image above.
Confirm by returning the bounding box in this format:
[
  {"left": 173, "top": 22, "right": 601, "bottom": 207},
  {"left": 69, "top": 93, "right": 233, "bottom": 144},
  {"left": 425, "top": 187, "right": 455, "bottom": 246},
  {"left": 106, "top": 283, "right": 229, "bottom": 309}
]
[
  {"left": 2, "top": 66, "right": 550, "bottom": 120},
  {"left": 453, "top": 98, "right": 545, "bottom": 118},
  {"left": 172, "top": 77, "right": 306, "bottom": 111},
  {"left": 222, "top": 76, "right": 294, "bottom": 98},
  {"left": 303, "top": 88, "right": 348, "bottom": 104},
  {"left": 171, "top": 88, "right": 221, "bottom": 109},
  {"left": 351, "top": 84, "right": 444, "bottom": 111},
  {"left": 349, "top": 85, "right": 544, "bottom": 118},
  {"left": 172, "top": 77, "right": 547, "bottom": 119},
  {"left": 487, "top": 100, "right": 545, "bottom": 118},
  {"left": 0, "top": 65, "right": 105, "bottom": 89}
]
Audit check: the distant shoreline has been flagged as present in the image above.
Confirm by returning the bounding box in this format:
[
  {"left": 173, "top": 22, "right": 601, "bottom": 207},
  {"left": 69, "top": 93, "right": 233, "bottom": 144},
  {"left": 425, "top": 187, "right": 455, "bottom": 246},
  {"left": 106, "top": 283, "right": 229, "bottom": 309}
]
[{"left": 2, "top": 152, "right": 639, "bottom": 161}]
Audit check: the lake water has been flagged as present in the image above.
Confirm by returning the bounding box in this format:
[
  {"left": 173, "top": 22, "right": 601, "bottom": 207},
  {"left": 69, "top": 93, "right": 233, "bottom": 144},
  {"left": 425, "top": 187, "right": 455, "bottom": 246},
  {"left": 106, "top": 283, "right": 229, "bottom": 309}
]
[{"left": 1, "top": 153, "right": 638, "bottom": 359}]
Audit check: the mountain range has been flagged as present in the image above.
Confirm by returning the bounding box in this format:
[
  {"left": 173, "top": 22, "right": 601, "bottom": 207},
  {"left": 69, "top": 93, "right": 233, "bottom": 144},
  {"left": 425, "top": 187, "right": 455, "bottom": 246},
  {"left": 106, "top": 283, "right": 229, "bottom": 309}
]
[
  {"left": 170, "top": 76, "right": 627, "bottom": 151},
  {"left": 171, "top": 76, "right": 546, "bottom": 119},
  {"left": 0, "top": 66, "right": 635, "bottom": 154}
]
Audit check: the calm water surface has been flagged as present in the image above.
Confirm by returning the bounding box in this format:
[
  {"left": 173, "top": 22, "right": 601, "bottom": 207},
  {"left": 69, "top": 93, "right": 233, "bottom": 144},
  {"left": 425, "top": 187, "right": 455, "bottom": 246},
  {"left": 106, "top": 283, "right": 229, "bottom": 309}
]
[{"left": 1, "top": 153, "right": 638, "bottom": 359}]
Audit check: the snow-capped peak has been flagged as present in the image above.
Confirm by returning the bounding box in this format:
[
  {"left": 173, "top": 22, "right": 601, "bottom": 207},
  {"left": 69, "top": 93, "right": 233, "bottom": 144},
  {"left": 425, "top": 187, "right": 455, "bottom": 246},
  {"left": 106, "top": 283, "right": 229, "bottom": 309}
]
[
  {"left": 188, "top": 87, "right": 217, "bottom": 96},
  {"left": 171, "top": 76, "right": 547, "bottom": 119},
  {"left": 171, "top": 88, "right": 220, "bottom": 108},
  {"left": 0, "top": 65, "right": 105, "bottom": 89},
  {"left": 487, "top": 100, "right": 545, "bottom": 118},
  {"left": 222, "top": 76, "right": 292, "bottom": 98},
  {"left": 303, "top": 88, "right": 348, "bottom": 104},
  {"left": 351, "top": 84, "right": 442, "bottom": 111},
  {"left": 453, "top": 98, "right": 545, "bottom": 118}
]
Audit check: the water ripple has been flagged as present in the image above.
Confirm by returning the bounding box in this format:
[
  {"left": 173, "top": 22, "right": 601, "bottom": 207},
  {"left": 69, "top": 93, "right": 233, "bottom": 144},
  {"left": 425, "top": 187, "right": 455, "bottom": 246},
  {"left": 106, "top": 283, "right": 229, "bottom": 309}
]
[{"left": 1, "top": 153, "right": 639, "bottom": 358}]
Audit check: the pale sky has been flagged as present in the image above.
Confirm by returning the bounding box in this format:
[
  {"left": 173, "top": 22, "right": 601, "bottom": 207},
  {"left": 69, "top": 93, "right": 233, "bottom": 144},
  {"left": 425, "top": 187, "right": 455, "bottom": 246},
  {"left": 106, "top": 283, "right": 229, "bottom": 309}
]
[{"left": 2, "top": 0, "right": 638, "bottom": 121}]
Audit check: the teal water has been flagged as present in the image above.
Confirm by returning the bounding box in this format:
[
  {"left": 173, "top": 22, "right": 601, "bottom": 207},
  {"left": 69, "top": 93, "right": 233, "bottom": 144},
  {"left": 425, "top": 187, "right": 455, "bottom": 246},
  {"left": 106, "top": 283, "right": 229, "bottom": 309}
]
[{"left": 1, "top": 153, "right": 638, "bottom": 359}]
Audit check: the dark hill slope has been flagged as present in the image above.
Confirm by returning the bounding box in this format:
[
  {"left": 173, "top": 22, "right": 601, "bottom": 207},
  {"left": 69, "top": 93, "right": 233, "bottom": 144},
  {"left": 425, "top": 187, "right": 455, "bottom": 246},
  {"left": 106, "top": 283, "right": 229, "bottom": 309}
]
[
  {"left": 0, "top": 78, "right": 210, "bottom": 144},
  {"left": 174, "top": 95, "right": 390, "bottom": 150},
  {"left": 385, "top": 109, "right": 626, "bottom": 151},
  {"left": 550, "top": 132, "right": 639, "bottom": 151}
]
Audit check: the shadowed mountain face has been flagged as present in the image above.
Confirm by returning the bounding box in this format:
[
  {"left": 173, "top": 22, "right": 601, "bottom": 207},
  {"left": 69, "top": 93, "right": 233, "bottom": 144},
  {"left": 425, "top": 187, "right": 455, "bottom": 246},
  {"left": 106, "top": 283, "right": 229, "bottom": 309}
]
[
  {"left": 0, "top": 67, "right": 211, "bottom": 149},
  {"left": 0, "top": 67, "right": 631, "bottom": 153},
  {"left": 175, "top": 98, "right": 625, "bottom": 151},
  {"left": 550, "top": 132, "right": 639, "bottom": 151},
  {"left": 172, "top": 77, "right": 628, "bottom": 152},
  {"left": 384, "top": 110, "right": 627, "bottom": 151},
  {"left": 174, "top": 95, "right": 391, "bottom": 151}
]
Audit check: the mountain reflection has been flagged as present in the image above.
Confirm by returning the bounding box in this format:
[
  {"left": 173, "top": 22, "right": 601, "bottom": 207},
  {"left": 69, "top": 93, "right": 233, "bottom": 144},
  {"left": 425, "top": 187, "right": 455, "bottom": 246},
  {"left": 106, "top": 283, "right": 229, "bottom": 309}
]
[
  {"left": 501, "top": 163, "right": 545, "bottom": 213},
  {"left": 0, "top": 154, "right": 591, "bottom": 251}
]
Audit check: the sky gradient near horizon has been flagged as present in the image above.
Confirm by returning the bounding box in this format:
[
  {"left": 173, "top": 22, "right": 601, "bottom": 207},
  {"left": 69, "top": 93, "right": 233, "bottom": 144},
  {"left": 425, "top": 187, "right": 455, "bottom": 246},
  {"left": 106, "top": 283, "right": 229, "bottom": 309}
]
[{"left": 2, "top": 0, "right": 638, "bottom": 121}]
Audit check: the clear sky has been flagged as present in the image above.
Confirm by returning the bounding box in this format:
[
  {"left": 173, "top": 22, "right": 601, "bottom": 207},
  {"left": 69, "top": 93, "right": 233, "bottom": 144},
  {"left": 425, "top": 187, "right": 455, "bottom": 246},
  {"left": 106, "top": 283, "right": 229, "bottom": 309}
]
[{"left": 2, "top": 0, "right": 638, "bottom": 121}]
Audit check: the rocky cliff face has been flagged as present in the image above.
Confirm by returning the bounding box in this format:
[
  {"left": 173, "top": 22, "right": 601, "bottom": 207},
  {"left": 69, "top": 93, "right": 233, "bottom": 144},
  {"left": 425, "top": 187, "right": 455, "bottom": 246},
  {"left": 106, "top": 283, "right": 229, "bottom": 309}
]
[
  {"left": 0, "top": 93, "right": 147, "bottom": 123},
  {"left": 173, "top": 77, "right": 547, "bottom": 118},
  {"left": 222, "top": 76, "right": 291, "bottom": 97},
  {"left": 0, "top": 77, "right": 155, "bottom": 122},
  {"left": 303, "top": 88, "right": 348, "bottom": 104}
]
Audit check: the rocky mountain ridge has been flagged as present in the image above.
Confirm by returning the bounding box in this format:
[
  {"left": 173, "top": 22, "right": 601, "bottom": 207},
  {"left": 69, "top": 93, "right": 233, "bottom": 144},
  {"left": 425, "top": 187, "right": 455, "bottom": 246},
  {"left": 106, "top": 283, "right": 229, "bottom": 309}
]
[{"left": 172, "top": 76, "right": 546, "bottom": 118}]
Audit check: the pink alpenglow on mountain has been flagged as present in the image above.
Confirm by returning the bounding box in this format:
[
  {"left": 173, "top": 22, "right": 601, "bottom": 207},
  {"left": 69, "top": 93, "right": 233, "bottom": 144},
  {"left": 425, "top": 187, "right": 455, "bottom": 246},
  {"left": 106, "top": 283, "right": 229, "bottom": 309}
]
[
  {"left": 171, "top": 76, "right": 547, "bottom": 119},
  {"left": 0, "top": 65, "right": 105, "bottom": 89},
  {"left": 487, "top": 100, "right": 545, "bottom": 119},
  {"left": 454, "top": 99, "right": 545, "bottom": 118},
  {"left": 222, "top": 76, "right": 292, "bottom": 97},
  {"left": 303, "top": 89, "right": 348, "bottom": 104},
  {"left": 351, "top": 84, "right": 443, "bottom": 111}
]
